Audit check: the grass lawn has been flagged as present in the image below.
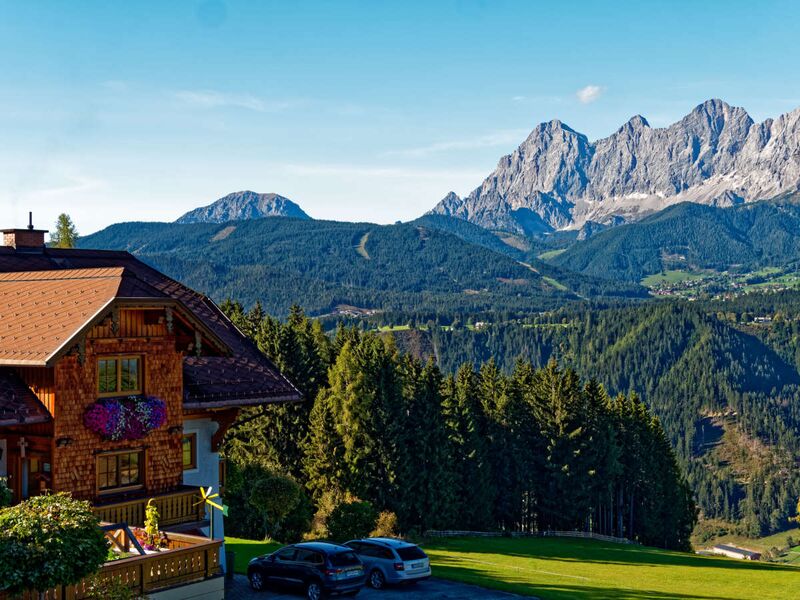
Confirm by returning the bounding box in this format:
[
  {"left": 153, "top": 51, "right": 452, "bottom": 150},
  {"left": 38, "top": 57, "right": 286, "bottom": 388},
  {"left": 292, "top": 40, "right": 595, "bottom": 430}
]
[
  {"left": 423, "top": 537, "right": 797, "bottom": 600},
  {"left": 226, "top": 537, "right": 282, "bottom": 574},
  {"left": 226, "top": 535, "right": 797, "bottom": 599}
]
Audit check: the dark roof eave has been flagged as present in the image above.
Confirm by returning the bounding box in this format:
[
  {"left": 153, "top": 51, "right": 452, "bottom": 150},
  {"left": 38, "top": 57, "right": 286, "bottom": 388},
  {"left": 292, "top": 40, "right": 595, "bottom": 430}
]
[
  {"left": 182, "top": 393, "right": 303, "bottom": 410},
  {"left": 0, "top": 415, "right": 51, "bottom": 427}
]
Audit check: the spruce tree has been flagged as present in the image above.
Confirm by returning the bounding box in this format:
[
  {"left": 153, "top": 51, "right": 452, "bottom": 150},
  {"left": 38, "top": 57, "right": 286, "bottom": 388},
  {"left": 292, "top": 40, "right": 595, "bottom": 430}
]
[{"left": 50, "top": 213, "right": 79, "bottom": 248}]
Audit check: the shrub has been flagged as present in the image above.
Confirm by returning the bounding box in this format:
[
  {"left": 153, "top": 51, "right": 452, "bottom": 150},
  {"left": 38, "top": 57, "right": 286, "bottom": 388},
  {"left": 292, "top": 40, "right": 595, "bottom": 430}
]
[
  {"left": 144, "top": 499, "right": 159, "bottom": 542},
  {"left": 224, "top": 459, "right": 309, "bottom": 541},
  {"left": 0, "top": 477, "right": 11, "bottom": 508},
  {"left": 0, "top": 493, "right": 108, "bottom": 595},
  {"left": 82, "top": 574, "right": 143, "bottom": 600},
  {"left": 327, "top": 501, "right": 378, "bottom": 543},
  {"left": 371, "top": 511, "right": 399, "bottom": 538},
  {"left": 277, "top": 491, "right": 313, "bottom": 543}
]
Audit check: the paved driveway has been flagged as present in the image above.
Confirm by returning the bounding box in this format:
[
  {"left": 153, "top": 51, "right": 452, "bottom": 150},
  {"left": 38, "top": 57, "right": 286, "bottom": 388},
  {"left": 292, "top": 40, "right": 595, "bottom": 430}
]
[{"left": 225, "top": 574, "right": 528, "bottom": 599}]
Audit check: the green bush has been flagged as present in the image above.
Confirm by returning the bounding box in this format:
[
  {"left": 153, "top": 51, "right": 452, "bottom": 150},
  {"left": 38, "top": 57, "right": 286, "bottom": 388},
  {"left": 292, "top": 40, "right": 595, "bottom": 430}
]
[
  {"left": 278, "top": 490, "right": 313, "bottom": 543},
  {"left": 224, "top": 460, "right": 311, "bottom": 541},
  {"left": 371, "top": 511, "right": 399, "bottom": 538},
  {"left": 0, "top": 477, "right": 11, "bottom": 507},
  {"left": 0, "top": 493, "right": 108, "bottom": 594},
  {"left": 82, "top": 574, "right": 142, "bottom": 600},
  {"left": 327, "top": 501, "right": 378, "bottom": 543}
]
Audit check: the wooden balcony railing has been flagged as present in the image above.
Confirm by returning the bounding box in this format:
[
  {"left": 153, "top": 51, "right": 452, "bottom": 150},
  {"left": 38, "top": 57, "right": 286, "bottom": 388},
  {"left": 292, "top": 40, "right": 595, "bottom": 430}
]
[
  {"left": 1, "top": 531, "right": 222, "bottom": 600},
  {"left": 92, "top": 486, "right": 206, "bottom": 528}
]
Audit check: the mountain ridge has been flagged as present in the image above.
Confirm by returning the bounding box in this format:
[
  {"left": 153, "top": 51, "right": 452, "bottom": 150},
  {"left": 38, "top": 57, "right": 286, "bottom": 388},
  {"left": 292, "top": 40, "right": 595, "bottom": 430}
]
[
  {"left": 176, "top": 190, "right": 310, "bottom": 223},
  {"left": 429, "top": 99, "right": 800, "bottom": 234}
]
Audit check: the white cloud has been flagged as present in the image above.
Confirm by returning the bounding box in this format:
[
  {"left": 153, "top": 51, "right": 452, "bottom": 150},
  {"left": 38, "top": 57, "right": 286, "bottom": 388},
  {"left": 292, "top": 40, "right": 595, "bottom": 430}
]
[
  {"left": 576, "top": 85, "right": 605, "bottom": 104},
  {"left": 383, "top": 129, "right": 528, "bottom": 158},
  {"left": 172, "top": 90, "right": 294, "bottom": 112},
  {"left": 512, "top": 95, "right": 526, "bottom": 102},
  {"left": 281, "top": 162, "right": 484, "bottom": 181}
]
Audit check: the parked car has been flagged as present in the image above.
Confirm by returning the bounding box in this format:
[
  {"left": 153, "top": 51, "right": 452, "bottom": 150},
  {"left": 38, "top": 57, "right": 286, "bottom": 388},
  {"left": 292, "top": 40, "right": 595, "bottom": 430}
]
[
  {"left": 248, "top": 541, "right": 366, "bottom": 599},
  {"left": 344, "top": 538, "right": 431, "bottom": 589}
]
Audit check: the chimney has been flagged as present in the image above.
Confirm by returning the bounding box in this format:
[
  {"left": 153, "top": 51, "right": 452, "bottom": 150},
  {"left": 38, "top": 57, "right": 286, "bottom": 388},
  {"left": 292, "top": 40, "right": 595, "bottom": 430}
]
[{"left": 2, "top": 212, "right": 48, "bottom": 250}]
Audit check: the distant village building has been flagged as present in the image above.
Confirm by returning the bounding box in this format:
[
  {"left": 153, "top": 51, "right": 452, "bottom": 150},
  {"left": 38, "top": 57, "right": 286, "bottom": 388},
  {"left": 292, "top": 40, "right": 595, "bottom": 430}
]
[{"left": 711, "top": 544, "right": 761, "bottom": 561}]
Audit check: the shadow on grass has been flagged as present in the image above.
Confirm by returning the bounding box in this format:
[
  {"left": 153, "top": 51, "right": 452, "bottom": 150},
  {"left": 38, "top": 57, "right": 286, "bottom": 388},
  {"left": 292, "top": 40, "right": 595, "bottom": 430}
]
[
  {"left": 425, "top": 536, "right": 799, "bottom": 573},
  {"left": 431, "top": 561, "right": 750, "bottom": 600}
]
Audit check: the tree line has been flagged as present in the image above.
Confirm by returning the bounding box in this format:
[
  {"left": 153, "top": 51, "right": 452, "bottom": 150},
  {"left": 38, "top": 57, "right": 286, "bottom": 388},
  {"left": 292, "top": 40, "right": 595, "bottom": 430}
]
[{"left": 221, "top": 302, "right": 696, "bottom": 551}]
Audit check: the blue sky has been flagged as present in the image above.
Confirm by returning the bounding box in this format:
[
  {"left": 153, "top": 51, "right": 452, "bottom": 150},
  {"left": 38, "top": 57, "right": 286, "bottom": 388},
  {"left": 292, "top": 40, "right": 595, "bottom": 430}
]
[{"left": 1, "top": 0, "right": 799, "bottom": 235}]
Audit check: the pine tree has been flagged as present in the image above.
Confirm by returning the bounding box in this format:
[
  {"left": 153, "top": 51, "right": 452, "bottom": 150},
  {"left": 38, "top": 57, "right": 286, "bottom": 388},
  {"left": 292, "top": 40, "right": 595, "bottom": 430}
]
[
  {"left": 395, "top": 357, "right": 457, "bottom": 531},
  {"left": 442, "top": 364, "right": 495, "bottom": 529},
  {"left": 50, "top": 213, "right": 78, "bottom": 248}
]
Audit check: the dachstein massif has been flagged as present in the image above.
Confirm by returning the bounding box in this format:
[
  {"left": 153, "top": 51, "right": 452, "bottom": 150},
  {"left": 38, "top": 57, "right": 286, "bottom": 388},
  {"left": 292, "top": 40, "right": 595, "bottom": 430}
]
[{"left": 430, "top": 99, "right": 800, "bottom": 234}]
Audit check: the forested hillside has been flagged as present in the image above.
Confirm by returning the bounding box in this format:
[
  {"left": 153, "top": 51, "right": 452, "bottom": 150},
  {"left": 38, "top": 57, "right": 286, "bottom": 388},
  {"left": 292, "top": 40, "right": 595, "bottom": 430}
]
[
  {"left": 549, "top": 196, "right": 800, "bottom": 282},
  {"left": 381, "top": 302, "right": 800, "bottom": 537},
  {"left": 79, "top": 217, "right": 644, "bottom": 317},
  {"left": 221, "top": 304, "right": 696, "bottom": 551}
]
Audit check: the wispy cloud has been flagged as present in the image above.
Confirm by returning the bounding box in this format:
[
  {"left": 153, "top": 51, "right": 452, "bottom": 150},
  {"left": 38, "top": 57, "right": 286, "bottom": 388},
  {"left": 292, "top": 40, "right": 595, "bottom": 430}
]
[
  {"left": 281, "top": 162, "right": 485, "bottom": 181},
  {"left": 172, "top": 89, "right": 295, "bottom": 112},
  {"left": 576, "top": 85, "right": 605, "bottom": 104},
  {"left": 32, "top": 172, "right": 106, "bottom": 199},
  {"left": 383, "top": 129, "right": 528, "bottom": 158},
  {"left": 511, "top": 95, "right": 527, "bottom": 102}
]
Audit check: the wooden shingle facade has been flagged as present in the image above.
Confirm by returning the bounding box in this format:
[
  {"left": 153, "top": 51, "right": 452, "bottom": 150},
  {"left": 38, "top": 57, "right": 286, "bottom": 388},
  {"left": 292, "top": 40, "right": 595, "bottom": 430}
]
[{"left": 0, "top": 226, "right": 301, "bottom": 533}]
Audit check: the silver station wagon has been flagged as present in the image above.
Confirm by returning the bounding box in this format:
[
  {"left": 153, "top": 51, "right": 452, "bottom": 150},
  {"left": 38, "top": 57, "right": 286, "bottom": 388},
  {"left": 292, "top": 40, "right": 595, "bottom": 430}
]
[{"left": 344, "top": 538, "right": 431, "bottom": 589}]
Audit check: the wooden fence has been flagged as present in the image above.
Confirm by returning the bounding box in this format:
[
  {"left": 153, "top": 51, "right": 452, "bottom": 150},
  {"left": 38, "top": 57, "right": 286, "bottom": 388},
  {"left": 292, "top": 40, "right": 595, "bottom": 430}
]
[
  {"left": 0, "top": 534, "right": 221, "bottom": 600},
  {"left": 92, "top": 486, "right": 205, "bottom": 528}
]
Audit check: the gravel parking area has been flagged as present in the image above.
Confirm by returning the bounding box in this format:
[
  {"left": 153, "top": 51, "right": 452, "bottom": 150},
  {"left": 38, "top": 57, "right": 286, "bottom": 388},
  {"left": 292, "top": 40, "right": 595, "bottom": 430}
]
[{"left": 225, "top": 574, "right": 528, "bottom": 599}]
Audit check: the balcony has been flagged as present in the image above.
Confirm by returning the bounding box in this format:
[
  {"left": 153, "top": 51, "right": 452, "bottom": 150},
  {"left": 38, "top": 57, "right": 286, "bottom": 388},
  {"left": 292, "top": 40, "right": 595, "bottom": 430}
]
[
  {"left": 92, "top": 485, "right": 206, "bottom": 529},
  {"left": 2, "top": 527, "right": 223, "bottom": 600}
]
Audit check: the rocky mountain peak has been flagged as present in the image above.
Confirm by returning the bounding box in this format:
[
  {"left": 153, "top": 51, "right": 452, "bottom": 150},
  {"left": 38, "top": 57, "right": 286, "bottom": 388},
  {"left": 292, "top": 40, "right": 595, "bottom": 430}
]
[
  {"left": 428, "top": 99, "right": 800, "bottom": 234},
  {"left": 176, "top": 190, "right": 311, "bottom": 224}
]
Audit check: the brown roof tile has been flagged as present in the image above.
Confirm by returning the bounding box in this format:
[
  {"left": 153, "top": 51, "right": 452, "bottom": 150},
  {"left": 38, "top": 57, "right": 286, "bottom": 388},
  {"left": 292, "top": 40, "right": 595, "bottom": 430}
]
[
  {"left": 0, "top": 268, "right": 125, "bottom": 365},
  {"left": 0, "top": 247, "right": 301, "bottom": 406}
]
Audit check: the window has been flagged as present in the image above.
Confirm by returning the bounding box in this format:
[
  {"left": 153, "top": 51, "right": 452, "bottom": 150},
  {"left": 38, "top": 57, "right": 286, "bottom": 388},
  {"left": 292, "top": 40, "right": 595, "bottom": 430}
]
[
  {"left": 329, "top": 551, "right": 360, "bottom": 567},
  {"left": 275, "top": 548, "right": 297, "bottom": 562},
  {"left": 219, "top": 458, "right": 227, "bottom": 493},
  {"left": 182, "top": 433, "right": 197, "bottom": 470},
  {"left": 97, "top": 450, "right": 144, "bottom": 493},
  {"left": 295, "top": 549, "right": 324, "bottom": 565},
  {"left": 359, "top": 544, "right": 394, "bottom": 560},
  {"left": 98, "top": 356, "right": 142, "bottom": 396}
]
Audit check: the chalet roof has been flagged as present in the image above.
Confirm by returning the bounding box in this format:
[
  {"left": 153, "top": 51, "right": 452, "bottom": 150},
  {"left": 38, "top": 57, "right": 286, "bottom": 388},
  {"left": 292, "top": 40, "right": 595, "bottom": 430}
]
[
  {"left": 0, "top": 267, "right": 168, "bottom": 365},
  {"left": 0, "top": 246, "right": 301, "bottom": 409},
  {"left": 0, "top": 367, "right": 50, "bottom": 426}
]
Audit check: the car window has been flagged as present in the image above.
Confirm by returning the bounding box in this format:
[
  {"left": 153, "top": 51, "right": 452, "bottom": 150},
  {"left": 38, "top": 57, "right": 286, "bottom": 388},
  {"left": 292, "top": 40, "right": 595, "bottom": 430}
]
[
  {"left": 346, "top": 542, "right": 364, "bottom": 552},
  {"left": 296, "top": 549, "right": 324, "bottom": 564},
  {"left": 397, "top": 546, "right": 426, "bottom": 561},
  {"left": 329, "top": 551, "right": 360, "bottom": 567},
  {"left": 275, "top": 548, "right": 297, "bottom": 561}
]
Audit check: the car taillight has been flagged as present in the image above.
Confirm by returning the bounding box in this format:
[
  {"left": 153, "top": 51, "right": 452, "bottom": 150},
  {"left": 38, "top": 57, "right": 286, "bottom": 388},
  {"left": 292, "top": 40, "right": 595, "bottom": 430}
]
[
  {"left": 393, "top": 562, "right": 405, "bottom": 571},
  {"left": 325, "top": 568, "right": 343, "bottom": 576}
]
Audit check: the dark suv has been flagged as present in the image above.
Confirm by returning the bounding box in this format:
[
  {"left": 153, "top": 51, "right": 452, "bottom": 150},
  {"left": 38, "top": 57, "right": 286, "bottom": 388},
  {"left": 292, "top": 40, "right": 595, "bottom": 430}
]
[{"left": 247, "top": 541, "right": 366, "bottom": 599}]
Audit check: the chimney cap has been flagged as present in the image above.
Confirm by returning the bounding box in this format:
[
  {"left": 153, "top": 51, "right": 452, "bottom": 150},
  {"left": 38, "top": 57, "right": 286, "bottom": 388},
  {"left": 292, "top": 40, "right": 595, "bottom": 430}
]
[{"left": 1, "top": 228, "right": 49, "bottom": 234}]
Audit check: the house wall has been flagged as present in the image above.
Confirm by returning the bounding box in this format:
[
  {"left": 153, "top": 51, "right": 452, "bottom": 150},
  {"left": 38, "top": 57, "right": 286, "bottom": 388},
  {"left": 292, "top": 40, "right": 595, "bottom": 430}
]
[
  {"left": 51, "top": 335, "right": 184, "bottom": 500},
  {"left": 182, "top": 417, "right": 224, "bottom": 540}
]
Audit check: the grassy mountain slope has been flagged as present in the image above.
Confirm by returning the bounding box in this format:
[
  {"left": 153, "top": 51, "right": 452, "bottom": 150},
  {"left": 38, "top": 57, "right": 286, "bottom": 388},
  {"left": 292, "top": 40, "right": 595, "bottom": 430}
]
[
  {"left": 549, "top": 196, "right": 800, "bottom": 282},
  {"left": 81, "top": 218, "right": 615, "bottom": 316},
  {"left": 414, "top": 214, "right": 646, "bottom": 298}
]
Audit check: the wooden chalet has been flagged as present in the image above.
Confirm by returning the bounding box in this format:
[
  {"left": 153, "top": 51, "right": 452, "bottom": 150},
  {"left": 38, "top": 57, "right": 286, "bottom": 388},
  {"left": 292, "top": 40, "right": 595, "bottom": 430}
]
[{"left": 0, "top": 223, "right": 301, "bottom": 598}]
